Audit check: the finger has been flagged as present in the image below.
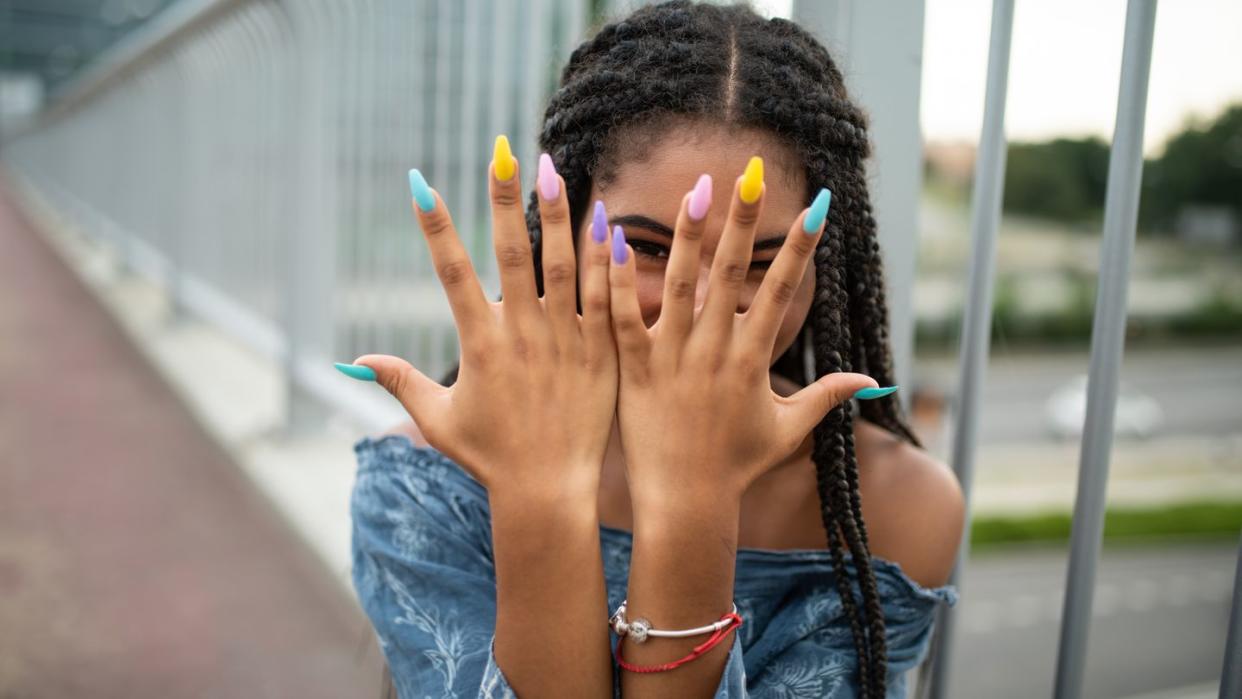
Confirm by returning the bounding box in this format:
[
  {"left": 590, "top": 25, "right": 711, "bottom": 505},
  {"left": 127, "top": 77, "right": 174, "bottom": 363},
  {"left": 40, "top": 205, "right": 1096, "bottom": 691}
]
[
  {"left": 535, "top": 153, "right": 577, "bottom": 341},
  {"left": 775, "top": 371, "right": 879, "bottom": 450},
  {"left": 488, "top": 135, "right": 541, "bottom": 323},
  {"left": 744, "top": 188, "right": 829, "bottom": 353},
  {"left": 581, "top": 200, "right": 615, "bottom": 364},
  {"left": 657, "top": 174, "right": 710, "bottom": 347},
  {"left": 696, "top": 156, "right": 764, "bottom": 341},
  {"left": 344, "top": 353, "right": 451, "bottom": 435},
  {"left": 408, "top": 168, "right": 491, "bottom": 340},
  {"left": 607, "top": 225, "right": 652, "bottom": 377}
]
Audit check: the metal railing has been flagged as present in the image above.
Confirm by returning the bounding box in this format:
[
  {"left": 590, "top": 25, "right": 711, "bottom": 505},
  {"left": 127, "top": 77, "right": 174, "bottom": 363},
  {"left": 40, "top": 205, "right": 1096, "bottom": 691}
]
[{"left": 3, "top": 0, "right": 1239, "bottom": 696}]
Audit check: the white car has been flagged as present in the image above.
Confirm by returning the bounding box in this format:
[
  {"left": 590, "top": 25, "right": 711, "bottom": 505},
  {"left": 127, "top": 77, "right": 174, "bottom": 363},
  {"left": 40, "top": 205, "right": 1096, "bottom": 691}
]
[{"left": 1045, "top": 375, "right": 1164, "bottom": 439}]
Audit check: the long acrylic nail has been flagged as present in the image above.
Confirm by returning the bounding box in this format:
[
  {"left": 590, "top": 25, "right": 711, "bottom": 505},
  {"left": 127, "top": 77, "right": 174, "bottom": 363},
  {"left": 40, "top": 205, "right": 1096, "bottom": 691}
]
[
  {"left": 493, "top": 135, "right": 516, "bottom": 181},
  {"left": 334, "top": 362, "right": 377, "bottom": 382},
  {"left": 854, "top": 385, "right": 898, "bottom": 400},
  {"left": 408, "top": 169, "right": 435, "bottom": 212},
  {"left": 612, "top": 225, "right": 627, "bottom": 264},
  {"left": 592, "top": 200, "right": 608, "bottom": 244},
  {"left": 688, "top": 174, "right": 713, "bottom": 221},
  {"left": 739, "top": 156, "right": 764, "bottom": 204},
  {"left": 803, "top": 188, "right": 832, "bottom": 234},
  {"left": 538, "top": 153, "right": 559, "bottom": 201}
]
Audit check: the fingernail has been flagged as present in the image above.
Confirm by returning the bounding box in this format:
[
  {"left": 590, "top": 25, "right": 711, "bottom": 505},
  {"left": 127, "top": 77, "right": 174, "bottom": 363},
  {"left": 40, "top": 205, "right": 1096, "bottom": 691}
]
[
  {"left": 803, "top": 188, "right": 832, "bottom": 234},
  {"left": 408, "top": 169, "right": 435, "bottom": 212},
  {"left": 688, "top": 173, "right": 712, "bottom": 221},
  {"left": 538, "top": 153, "right": 559, "bottom": 201},
  {"left": 854, "top": 385, "right": 898, "bottom": 400},
  {"left": 493, "top": 135, "right": 516, "bottom": 181},
  {"left": 612, "top": 225, "right": 627, "bottom": 264},
  {"left": 739, "top": 156, "right": 764, "bottom": 204},
  {"left": 334, "top": 362, "right": 377, "bottom": 382},
  {"left": 592, "top": 200, "right": 608, "bottom": 244}
]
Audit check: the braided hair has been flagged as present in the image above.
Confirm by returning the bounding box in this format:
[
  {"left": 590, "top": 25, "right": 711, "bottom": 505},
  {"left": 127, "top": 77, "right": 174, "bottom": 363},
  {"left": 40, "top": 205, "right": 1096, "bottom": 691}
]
[{"left": 448, "top": 2, "right": 919, "bottom": 695}]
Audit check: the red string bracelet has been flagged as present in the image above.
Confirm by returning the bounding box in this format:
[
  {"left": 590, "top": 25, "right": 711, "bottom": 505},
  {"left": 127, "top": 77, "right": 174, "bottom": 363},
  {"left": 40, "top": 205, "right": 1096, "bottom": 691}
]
[{"left": 614, "top": 612, "right": 743, "bottom": 673}]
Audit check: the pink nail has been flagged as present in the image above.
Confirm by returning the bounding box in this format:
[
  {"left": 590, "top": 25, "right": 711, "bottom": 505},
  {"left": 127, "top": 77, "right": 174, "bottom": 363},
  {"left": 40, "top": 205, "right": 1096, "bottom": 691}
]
[
  {"left": 538, "top": 153, "right": 559, "bottom": 201},
  {"left": 688, "top": 174, "right": 712, "bottom": 221}
]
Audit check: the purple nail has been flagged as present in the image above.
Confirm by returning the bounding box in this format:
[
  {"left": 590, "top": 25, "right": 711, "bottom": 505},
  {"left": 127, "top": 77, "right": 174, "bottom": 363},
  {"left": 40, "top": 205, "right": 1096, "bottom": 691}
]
[
  {"left": 592, "top": 200, "right": 608, "bottom": 244},
  {"left": 538, "top": 153, "right": 559, "bottom": 201},
  {"left": 612, "top": 225, "right": 627, "bottom": 264},
  {"left": 688, "top": 174, "right": 712, "bottom": 221}
]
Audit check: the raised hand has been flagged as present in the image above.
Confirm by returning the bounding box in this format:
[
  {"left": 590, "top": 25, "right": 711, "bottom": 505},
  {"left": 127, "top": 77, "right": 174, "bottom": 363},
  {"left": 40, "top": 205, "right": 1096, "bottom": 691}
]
[
  {"left": 607, "top": 157, "right": 879, "bottom": 505},
  {"left": 340, "top": 136, "right": 618, "bottom": 499}
]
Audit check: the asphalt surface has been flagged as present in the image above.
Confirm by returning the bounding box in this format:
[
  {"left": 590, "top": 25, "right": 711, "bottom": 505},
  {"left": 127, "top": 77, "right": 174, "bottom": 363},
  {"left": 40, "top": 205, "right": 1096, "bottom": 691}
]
[
  {"left": 0, "top": 182, "right": 384, "bottom": 697},
  {"left": 936, "top": 541, "right": 1238, "bottom": 698}
]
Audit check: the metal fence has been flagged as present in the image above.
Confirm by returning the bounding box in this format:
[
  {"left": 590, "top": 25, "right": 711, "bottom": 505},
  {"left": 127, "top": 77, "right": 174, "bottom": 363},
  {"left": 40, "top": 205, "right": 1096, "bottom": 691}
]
[{"left": 3, "top": 0, "right": 1239, "bottom": 696}]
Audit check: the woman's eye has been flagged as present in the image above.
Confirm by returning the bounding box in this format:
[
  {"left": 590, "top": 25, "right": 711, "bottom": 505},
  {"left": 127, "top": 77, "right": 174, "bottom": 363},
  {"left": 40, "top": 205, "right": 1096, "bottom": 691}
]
[{"left": 631, "top": 241, "right": 775, "bottom": 271}]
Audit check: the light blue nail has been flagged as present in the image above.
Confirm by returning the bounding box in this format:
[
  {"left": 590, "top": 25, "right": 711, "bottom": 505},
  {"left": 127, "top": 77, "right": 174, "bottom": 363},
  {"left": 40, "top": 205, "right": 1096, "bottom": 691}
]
[
  {"left": 334, "top": 362, "right": 377, "bottom": 381},
  {"left": 854, "top": 385, "right": 898, "bottom": 400},
  {"left": 408, "top": 169, "right": 435, "bottom": 212},
  {"left": 803, "top": 188, "right": 832, "bottom": 234}
]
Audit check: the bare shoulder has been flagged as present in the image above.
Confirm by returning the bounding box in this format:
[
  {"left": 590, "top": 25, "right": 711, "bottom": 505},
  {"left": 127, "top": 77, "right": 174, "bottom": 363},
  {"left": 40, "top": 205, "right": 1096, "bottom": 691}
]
[
  {"left": 377, "top": 418, "right": 430, "bottom": 448},
  {"left": 855, "top": 420, "right": 965, "bottom": 589}
]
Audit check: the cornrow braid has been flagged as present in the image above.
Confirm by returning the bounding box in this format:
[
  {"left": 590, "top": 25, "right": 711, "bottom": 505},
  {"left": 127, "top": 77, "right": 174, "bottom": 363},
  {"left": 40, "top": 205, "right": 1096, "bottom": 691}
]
[{"left": 443, "top": 3, "right": 922, "bottom": 695}]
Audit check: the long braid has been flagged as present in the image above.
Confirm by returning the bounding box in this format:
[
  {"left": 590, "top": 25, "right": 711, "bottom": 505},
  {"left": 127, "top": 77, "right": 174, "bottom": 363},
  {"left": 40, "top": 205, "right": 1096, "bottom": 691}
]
[{"left": 444, "top": 3, "right": 923, "bottom": 694}]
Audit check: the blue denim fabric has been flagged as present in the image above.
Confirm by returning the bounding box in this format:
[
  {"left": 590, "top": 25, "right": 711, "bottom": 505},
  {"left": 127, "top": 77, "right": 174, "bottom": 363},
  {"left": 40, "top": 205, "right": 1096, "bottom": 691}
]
[{"left": 351, "top": 434, "right": 957, "bottom": 698}]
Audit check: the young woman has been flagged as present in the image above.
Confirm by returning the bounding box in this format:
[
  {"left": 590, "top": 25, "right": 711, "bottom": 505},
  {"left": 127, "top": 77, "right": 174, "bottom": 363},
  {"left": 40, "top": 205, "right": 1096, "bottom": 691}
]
[{"left": 338, "top": 3, "right": 964, "bottom": 697}]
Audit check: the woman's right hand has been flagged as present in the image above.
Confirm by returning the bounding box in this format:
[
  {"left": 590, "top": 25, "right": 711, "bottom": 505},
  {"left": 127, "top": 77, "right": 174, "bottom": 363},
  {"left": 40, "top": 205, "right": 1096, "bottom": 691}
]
[{"left": 346, "top": 136, "right": 618, "bottom": 500}]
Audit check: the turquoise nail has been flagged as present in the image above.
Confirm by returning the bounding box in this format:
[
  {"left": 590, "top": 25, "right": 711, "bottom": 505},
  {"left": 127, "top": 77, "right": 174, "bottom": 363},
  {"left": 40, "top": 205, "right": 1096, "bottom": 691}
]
[
  {"left": 334, "top": 362, "right": 377, "bottom": 381},
  {"left": 854, "top": 385, "right": 898, "bottom": 400},
  {"left": 408, "top": 169, "right": 435, "bottom": 212},
  {"left": 803, "top": 188, "right": 832, "bottom": 234}
]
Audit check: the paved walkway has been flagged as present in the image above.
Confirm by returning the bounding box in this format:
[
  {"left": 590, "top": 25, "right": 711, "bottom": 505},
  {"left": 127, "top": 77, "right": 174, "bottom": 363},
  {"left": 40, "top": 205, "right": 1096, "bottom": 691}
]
[{"left": 0, "top": 180, "right": 383, "bottom": 697}]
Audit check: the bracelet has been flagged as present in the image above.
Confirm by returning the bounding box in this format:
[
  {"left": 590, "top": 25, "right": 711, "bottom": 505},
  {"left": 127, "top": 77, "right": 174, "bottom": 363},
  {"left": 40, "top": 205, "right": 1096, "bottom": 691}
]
[
  {"left": 613, "top": 611, "right": 743, "bottom": 673},
  {"left": 609, "top": 600, "right": 741, "bottom": 643}
]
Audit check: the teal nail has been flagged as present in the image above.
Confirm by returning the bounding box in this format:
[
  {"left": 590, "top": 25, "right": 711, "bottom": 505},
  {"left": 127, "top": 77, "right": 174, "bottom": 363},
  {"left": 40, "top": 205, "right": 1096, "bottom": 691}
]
[
  {"left": 854, "top": 385, "right": 898, "bottom": 400},
  {"left": 334, "top": 362, "right": 377, "bottom": 381},
  {"left": 803, "top": 188, "right": 832, "bottom": 234},
  {"left": 408, "top": 168, "right": 435, "bottom": 212}
]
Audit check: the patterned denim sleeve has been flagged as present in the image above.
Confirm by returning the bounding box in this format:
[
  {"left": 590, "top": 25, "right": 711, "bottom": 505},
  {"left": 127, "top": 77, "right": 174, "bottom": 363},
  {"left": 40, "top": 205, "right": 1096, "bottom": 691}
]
[{"left": 350, "top": 436, "right": 513, "bottom": 698}]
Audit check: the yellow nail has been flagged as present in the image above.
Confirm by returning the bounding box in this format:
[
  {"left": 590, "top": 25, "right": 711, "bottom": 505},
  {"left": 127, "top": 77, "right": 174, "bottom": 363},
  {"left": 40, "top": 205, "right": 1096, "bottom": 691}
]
[
  {"left": 493, "top": 135, "right": 516, "bottom": 181},
  {"left": 739, "top": 156, "right": 764, "bottom": 204}
]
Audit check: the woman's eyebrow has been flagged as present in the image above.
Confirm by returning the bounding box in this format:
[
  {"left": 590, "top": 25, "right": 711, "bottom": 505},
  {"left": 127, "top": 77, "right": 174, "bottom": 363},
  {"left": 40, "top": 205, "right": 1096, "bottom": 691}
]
[{"left": 610, "top": 213, "right": 786, "bottom": 251}]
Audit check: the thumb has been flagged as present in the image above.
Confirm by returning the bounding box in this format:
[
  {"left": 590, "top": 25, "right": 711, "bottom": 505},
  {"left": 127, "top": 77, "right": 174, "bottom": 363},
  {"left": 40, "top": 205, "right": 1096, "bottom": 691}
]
[
  {"left": 338, "top": 354, "right": 446, "bottom": 422},
  {"left": 778, "top": 372, "right": 880, "bottom": 441}
]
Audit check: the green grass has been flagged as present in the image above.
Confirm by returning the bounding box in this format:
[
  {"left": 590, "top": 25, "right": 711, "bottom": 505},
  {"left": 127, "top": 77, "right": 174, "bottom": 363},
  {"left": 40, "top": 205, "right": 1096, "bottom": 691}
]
[{"left": 971, "top": 500, "right": 1242, "bottom": 550}]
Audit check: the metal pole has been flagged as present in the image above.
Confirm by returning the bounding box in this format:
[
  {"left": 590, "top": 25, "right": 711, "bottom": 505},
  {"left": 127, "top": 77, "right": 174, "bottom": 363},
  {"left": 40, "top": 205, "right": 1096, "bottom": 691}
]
[
  {"left": 1053, "top": 2, "right": 1158, "bottom": 697},
  {"left": 924, "top": 2, "right": 1014, "bottom": 698},
  {"left": 1222, "top": 531, "right": 1242, "bottom": 698}
]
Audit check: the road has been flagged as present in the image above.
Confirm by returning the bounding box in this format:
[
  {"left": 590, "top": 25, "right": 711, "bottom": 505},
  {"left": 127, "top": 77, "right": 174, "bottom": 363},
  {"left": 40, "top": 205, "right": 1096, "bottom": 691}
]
[{"left": 930, "top": 541, "right": 1237, "bottom": 698}]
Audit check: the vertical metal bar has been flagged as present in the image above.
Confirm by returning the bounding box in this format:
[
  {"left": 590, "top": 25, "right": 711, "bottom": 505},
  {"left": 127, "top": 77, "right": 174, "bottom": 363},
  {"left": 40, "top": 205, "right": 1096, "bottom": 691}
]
[
  {"left": 925, "top": 1, "right": 1014, "bottom": 698},
  {"left": 1222, "top": 531, "right": 1242, "bottom": 699},
  {"left": 1054, "top": 2, "right": 1158, "bottom": 697}
]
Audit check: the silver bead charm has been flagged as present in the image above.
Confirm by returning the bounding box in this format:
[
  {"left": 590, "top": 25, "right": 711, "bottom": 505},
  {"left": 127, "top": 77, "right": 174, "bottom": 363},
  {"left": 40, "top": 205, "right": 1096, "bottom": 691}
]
[{"left": 628, "top": 617, "right": 651, "bottom": 644}]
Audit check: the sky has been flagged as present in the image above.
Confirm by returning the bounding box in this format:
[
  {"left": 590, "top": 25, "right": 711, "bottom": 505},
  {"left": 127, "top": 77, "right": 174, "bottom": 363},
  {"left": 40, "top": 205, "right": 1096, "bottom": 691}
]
[{"left": 754, "top": 0, "right": 1242, "bottom": 156}]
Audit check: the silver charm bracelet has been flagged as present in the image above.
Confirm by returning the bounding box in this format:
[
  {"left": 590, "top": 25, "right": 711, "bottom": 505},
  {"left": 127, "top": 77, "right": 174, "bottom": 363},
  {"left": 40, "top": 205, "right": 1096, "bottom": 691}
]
[{"left": 609, "top": 600, "right": 741, "bottom": 644}]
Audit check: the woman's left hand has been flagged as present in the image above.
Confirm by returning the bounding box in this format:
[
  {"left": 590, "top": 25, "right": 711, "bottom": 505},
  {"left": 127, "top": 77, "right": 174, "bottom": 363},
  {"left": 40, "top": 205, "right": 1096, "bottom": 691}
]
[{"left": 607, "top": 158, "right": 878, "bottom": 508}]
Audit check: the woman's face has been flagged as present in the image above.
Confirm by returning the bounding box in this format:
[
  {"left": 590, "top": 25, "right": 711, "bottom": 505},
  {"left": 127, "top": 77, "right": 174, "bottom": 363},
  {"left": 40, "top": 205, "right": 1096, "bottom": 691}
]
[{"left": 576, "top": 123, "right": 815, "bottom": 366}]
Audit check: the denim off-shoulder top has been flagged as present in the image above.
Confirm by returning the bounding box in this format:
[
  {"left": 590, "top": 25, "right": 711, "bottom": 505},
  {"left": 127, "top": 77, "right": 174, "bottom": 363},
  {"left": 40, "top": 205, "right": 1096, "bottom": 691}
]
[{"left": 350, "top": 434, "right": 957, "bottom": 698}]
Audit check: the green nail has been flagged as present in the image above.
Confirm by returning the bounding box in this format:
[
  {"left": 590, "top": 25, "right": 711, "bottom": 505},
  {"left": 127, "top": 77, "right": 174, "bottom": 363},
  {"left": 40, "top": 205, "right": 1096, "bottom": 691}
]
[
  {"left": 854, "top": 385, "right": 898, "bottom": 400},
  {"left": 334, "top": 362, "right": 377, "bottom": 381},
  {"left": 803, "top": 188, "right": 832, "bottom": 234}
]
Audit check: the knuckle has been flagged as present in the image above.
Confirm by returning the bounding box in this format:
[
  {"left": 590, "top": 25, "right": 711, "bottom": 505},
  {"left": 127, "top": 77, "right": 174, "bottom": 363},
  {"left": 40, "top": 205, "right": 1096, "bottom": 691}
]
[
  {"left": 788, "top": 231, "right": 816, "bottom": 257},
  {"left": 437, "top": 258, "right": 473, "bottom": 286},
  {"left": 492, "top": 184, "right": 523, "bottom": 209},
  {"left": 584, "top": 290, "right": 609, "bottom": 315},
  {"left": 539, "top": 204, "right": 568, "bottom": 226},
  {"left": 767, "top": 277, "right": 799, "bottom": 307},
  {"left": 543, "top": 260, "right": 576, "bottom": 287},
  {"left": 421, "top": 212, "right": 455, "bottom": 239},
  {"left": 719, "top": 261, "right": 748, "bottom": 287},
  {"left": 732, "top": 207, "right": 760, "bottom": 228},
  {"left": 666, "top": 276, "right": 696, "bottom": 301},
  {"left": 495, "top": 243, "right": 532, "bottom": 270}
]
